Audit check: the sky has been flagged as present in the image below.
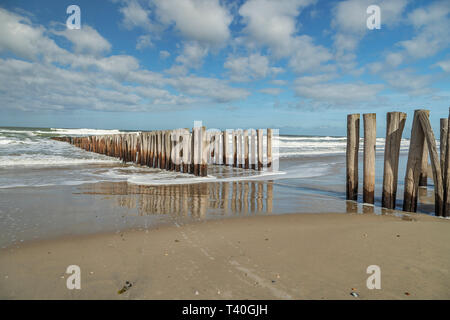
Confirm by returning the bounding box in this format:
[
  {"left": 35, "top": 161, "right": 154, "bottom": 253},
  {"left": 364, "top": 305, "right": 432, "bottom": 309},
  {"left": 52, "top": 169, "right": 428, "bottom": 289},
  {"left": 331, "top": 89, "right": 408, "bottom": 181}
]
[{"left": 0, "top": 0, "right": 449, "bottom": 136}]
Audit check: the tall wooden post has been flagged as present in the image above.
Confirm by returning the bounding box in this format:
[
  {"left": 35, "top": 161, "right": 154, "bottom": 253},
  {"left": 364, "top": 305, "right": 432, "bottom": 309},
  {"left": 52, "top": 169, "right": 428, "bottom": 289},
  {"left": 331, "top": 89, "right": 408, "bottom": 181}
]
[
  {"left": 201, "top": 126, "right": 208, "bottom": 177},
  {"left": 222, "top": 130, "right": 228, "bottom": 165},
  {"left": 193, "top": 127, "right": 200, "bottom": 176},
  {"left": 237, "top": 130, "right": 242, "bottom": 168},
  {"left": 444, "top": 108, "right": 450, "bottom": 217},
  {"left": 403, "top": 110, "right": 428, "bottom": 212},
  {"left": 251, "top": 130, "right": 256, "bottom": 170},
  {"left": 267, "top": 128, "right": 272, "bottom": 168},
  {"left": 346, "top": 114, "right": 360, "bottom": 201},
  {"left": 244, "top": 129, "right": 249, "bottom": 169},
  {"left": 257, "top": 129, "right": 263, "bottom": 170},
  {"left": 363, "top": 113, "right": 376, "bottom": 204},
  {"left": 441, "top": 118, "right": 448, "bottom": 181},
  {"left": 382, "top": 112, "right": 407, "bottom": 209},
  {"left": 419, "top": 139, "right": 428, "bottom": 186},
  {"left": 233, "top": 131, "right": 237, "bottom": 167},
  {"left": 418, "top": 111, "right": 444, "bottom": 216}
]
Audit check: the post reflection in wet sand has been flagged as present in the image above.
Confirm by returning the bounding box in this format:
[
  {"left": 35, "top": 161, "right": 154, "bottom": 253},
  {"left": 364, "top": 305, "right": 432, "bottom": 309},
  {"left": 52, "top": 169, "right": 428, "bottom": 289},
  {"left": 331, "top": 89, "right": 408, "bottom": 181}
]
[{"left": 81, "top": 180, "right": 274, "bottom": 220}]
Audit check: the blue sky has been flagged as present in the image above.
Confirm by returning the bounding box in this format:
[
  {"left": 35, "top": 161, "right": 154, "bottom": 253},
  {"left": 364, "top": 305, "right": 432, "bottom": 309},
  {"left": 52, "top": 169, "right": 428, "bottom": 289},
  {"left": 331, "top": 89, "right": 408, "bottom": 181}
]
[{"left": 0, "top": 0, "right": 449, "bottom": 136}]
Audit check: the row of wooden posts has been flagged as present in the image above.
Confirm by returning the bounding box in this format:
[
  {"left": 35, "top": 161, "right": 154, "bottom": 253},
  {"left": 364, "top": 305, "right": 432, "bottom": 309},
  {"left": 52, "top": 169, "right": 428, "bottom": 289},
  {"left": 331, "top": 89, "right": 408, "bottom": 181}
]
[
  {"left": 346, "top": 108, "right": 450, "bottom": 217},
  {"left": 52, "top": 127, "right": 274, "bottom": 177}
]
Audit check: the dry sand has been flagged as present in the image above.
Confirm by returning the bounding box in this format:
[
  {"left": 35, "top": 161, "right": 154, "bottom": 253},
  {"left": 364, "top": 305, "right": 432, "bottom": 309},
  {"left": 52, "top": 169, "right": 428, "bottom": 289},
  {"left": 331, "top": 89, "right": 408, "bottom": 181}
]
[{"left": 1, "top": 211, "right": 449, "bottom": 300}]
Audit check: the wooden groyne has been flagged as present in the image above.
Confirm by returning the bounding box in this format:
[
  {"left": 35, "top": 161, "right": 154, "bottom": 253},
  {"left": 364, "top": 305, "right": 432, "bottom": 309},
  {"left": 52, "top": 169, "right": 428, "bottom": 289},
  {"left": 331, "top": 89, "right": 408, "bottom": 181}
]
[
  {"left": 52, "top": 127, "right": 274, "bottom": 177},
  {"left": 346, "top": 108, "right": 449, "bottom": 217}
]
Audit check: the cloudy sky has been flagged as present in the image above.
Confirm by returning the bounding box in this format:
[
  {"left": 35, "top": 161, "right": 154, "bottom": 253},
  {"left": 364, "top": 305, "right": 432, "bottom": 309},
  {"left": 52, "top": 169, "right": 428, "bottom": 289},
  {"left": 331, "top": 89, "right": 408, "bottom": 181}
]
[{"left": 0, "top": 0, "right": 449, "bottom": 136}]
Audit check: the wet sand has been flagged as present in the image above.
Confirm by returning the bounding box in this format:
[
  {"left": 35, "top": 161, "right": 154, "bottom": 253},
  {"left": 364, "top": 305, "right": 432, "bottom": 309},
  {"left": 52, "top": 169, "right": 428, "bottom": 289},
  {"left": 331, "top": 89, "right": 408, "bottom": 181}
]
[{"left": 1, "top": 211, "right": 449, "bottom": 299}]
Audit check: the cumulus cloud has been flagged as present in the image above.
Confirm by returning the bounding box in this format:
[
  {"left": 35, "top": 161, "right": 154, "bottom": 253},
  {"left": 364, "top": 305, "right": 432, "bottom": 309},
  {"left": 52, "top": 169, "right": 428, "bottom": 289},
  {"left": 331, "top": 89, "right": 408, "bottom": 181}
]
[
  {"left": 136, "top": 34, "right": 153, "bottom": 50},
  {"left": 54, "top": 25, "right": 112, "bottom": 55},
  {"left": 154, "top": 0, "right": 232, "bottom": 46},
  {"left": 260, "top": 88, "right": 283, "bottom": 95},
  {"left": 399, "top": 1, "right": 450, "bottom": 59},
  {"left": 436, "top": 59, "right": 450, "bottom": 72},
  {"left": 238, "top": 0, "right": 316, "bottom": 57},
  {"left": 224, "top": 53, "right": 275, "bottom": 82},
  {"left": 119, "top": 0, "right": 154, "bottom": 30},
  {"left": 0, "top": 8, "right": 248, "bottom": 113},
  {"left": 159, "top": 50, "right": 170, "bottom": 59},
  {"left": 294, "top": 81, "right": 383, "bottom": 104}
]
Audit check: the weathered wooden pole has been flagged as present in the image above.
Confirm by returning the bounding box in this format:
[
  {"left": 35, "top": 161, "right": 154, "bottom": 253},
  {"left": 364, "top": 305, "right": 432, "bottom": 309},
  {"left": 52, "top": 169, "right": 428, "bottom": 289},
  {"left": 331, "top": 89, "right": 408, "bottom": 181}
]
[
  {"left": 403, "top": 110, "right": 428, "bottom": 213},
  {"left": 418, "top": 111, "right": 444, "bottom": 216},
  {"left": 346, "top": 114, "right": 360, "bottom": 201},
  {"left": 193, "top": 127, "right": 200, "bottom": 176},
  {"left": 363, "top": 113, "right": 376, "bottom": 204},
  {"left": 251, "top": 129, "right": 256, "bottom": 170},
  {"left": 444, "top": 108, "right": 450, "bottom": 217},
  {"left": 257, "top": 129, "right": 263, "bottom": 170},
  {"left": 419, "top": 139, "right": 428, "bottom": 187},
  {"left": 215, "top": 132, "right": 220, "bottom": 165},
  {"left": 233, "top": 131, "right": 237, "bottom": 167},
  {"left": 382, "top": 112, "right": 407, "bottom": 209},
  {"left": 222, "top": 130, "right": 228, "bottom": 165},
  {"left": 237, "top": 130, "right": 243, "bottom": 168},
  {"left": 267, "top": 128, "right": 272, "bottom": 168},
  {"left": 441, "top": 118, "right": 448, "bottom": 181},
  {"left": 201, "top": 126, "right": 208, "bottom": 177},
  {"left": 244, "top": 129, "right": 249, "bottom": 169},
  {"left": 182, "top": 129, "right": 190, "bottom": 173}
]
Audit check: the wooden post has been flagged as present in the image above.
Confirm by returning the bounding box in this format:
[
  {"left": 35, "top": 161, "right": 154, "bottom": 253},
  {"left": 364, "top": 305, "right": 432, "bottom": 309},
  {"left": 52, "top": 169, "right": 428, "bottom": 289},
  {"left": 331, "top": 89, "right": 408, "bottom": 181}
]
[
  {"left": 182, "top": 129, "right": 190, "bottom": 173},
  {"left": 441, "top": 118, "right": 448, "bottom": 181},
  {"left": 363, "top": 113, "right": 376, "bottom": 204},
  {"left": 215, "top": 132, "right": 220, "bottom": 165},
  {"left": 382, "top": 112, "right": 407, "bottom": 209},
  {"left": 233, "top": 131, "right": 237, "bottom": 167},
  {"left": 244, "top": 129, "right": 249, "bottom": 169},
  {"left": 201, "top": 126, "right": 208, "bottom": 177},
  {"left": 403, "top": 110, "right": 428, "bottom": 212},
  {"left": 257, "top": 129, "right": 263, "bottom": 170},
  {"left": 418, "top": 111, "right": 444, "bottom": 216},
  {"left": 237, "top": 130, "right": 242, "bottom": 168},
  {"left": 251, "top": 130, "right": 256, "bottom": 170},
  {"left": 444, "top": 108, "right": 450, "bottom": 217},
  {"left": 419, "top": 139, "right": 428, "bottom": 187},
  {"left": 222, "top": 130, "right": 228, "bottom": 165},
  {"left": 193, "top": 127, "right": 200, "bottom": 176},
  {"left": 346, "top": 114, "right": 360, "bottom": 201},
  {"left": 267, "top": 128, "right": 272, "bottom": 168}
]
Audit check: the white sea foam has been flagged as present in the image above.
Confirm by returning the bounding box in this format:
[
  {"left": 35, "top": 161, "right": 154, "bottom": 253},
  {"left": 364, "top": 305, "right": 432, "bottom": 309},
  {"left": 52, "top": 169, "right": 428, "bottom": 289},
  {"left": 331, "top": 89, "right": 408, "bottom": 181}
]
[{"left": 0, "top": 155, "right": 120, "bottom": 167}]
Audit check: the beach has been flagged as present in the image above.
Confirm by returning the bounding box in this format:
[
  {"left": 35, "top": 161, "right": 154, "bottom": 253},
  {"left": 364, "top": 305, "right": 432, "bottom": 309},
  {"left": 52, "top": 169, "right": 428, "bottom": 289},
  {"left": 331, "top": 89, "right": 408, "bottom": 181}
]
[
  {"left": 1, "top": 211, "right": 449, "bottom": 299},
  {"left": 0, "top": 127, "right": 449, "bottom": 299}
]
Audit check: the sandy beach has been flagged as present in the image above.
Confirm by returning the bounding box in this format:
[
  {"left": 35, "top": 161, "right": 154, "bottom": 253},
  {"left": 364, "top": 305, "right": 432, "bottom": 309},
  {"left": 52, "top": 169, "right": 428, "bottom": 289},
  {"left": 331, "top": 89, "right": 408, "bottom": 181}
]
[{"left": 1, "top": 210, "right": 449, "bottom": 299}]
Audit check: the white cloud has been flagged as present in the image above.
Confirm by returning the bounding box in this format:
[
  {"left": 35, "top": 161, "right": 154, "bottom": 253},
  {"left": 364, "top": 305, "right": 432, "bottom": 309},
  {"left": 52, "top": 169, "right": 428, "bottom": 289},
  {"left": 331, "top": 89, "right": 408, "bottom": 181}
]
[
  {"left": 260, "top": 88, "right": 283, "bottom": 95},
  {"left": 159, "top": 50, "right": 170, "bottom": 59},
  {"left": 270, "top": 79, "right": 287, "bottom": 85},
  {"left": 288, "top": 35, "right": 332, "bottom": 73},
  {"left": 436, "top": 59, "right": 450, "bottom": 72},
  {"left": 382, "top": 69, "right": 433, "bottom": 96},
  {"left": 224, "top": 53, "right": 272, "bottom": 82},
  {"left": 295, "top": 81, "right": 383, "bottom": 104},
  {"left": 0, "top": 8, "right": 248, "bottom": 113},
  {"left": 0, "top": 8, "right": 65, "bottom": 61},
  {"left": 136, "top": 34, "right": 153, "bottom": 50},
  {"left": 154, "top": 0, "right": 232, "bottom": 46},
  {"left": 399, "top": 1, "right": 450, "bottom": 59},
  {"left": 238, "top": 0, "right": 316, "bottom": 57},
  {"left": 167, "top": 75, "right": 250, "bottom": 102},
  {"left": 55, "top": 25, "right": 112, "bottom": 55},
  {"left": 119, "top": 0, "right": 153, "bottom": 30}
]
